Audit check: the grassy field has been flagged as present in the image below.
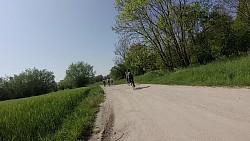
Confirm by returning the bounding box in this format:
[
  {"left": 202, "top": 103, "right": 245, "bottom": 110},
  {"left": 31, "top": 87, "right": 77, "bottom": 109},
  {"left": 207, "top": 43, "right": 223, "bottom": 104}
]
[
  {"left": 116, "top": 55, "right": 250, "bottom": 87},
  {"left": 0, "top": 85, "right": 104, "bottom": 141}
]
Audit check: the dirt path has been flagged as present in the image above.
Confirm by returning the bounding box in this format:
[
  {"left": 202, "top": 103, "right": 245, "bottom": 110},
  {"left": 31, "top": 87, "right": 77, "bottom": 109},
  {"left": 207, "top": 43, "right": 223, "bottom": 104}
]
[{"left": 90, "top": 84, "right": 250, "bottom": 141}]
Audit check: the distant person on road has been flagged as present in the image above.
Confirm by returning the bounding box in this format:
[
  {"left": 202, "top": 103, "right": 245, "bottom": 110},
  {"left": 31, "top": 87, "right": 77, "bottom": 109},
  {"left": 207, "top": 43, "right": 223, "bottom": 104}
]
[
  {"left": 127, "top": 69, "right": 135, "bottom": 88},
  {"left": 110, "top": 78, "right": 114, "bottom": 86},
  {"left": 107, "top": 77, "right": 111, "bottom": 86},
  {"left": 103, "top": 79, "right": 106, "bottom": 87}
]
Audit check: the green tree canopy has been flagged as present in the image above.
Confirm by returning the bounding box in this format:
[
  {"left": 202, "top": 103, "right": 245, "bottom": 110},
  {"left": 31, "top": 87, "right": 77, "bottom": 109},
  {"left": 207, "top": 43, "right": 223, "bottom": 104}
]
[
  {"left": 125, "top": 43, "right": 153, "bottom": 75},
  {"left": 94, "top": 75, "right": 104, "bottom": 83},
  {"left": 110, "top": 63, "right": 127, "bottom": 80},
  {"left": 65, "top": 61, "right": 95, "bottom": 88},
  {"left": 0, "top": 68, "right": 57, "bottom": 101},
  {"left": 113, "top": 0, "right": 215, "bottom": 69}
]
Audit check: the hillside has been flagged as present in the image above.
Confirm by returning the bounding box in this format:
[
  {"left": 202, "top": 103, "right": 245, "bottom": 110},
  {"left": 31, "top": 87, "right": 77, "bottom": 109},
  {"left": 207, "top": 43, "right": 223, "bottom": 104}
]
[{"left": 115, "top": 55, "right": 250, "bottom": 87}]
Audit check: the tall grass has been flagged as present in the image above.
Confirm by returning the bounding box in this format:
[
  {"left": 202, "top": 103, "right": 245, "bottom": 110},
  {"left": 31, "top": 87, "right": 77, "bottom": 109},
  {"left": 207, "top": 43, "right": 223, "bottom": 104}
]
[
  {"left": 135, "top": 55, "right": 250, "bottom": 87},
  {"left": 46, "top": 85, "right": 104, "bottom": 141},
  {"left": 0, "top": 86, "right": 104, "bottom": 141}
]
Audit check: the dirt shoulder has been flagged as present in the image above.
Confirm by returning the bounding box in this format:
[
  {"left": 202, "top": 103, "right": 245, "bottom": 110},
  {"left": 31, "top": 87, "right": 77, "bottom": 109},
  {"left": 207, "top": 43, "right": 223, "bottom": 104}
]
[
  {"left": 88, "top": 87, "right": 114, "bottom": 141},
  {"left": 90, "top": 84, "right": 250, "bottom": 141}
]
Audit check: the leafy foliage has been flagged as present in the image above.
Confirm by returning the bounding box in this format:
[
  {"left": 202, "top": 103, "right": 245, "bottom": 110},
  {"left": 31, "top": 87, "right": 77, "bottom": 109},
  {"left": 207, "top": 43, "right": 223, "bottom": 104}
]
[
  {"left": 125, "top": 43, "right": 155, "bottom": 75},
  {"left": 64, "top": 61, "right": 95, "bottom": 88},
  {"left": 113, "top": 0, "right": 213, "bottom": 69},
  {"left": 0, "top": 68, "right": 57, "bottom": 101},
  {"left": 93, "top": 75, "right": 104, "bottom": 83},
  {"left": 112, "top": 0, "right": 250, "bottom": 73},
  {"left": 110, "top": 63, "right": 127, "bottom": 80}
]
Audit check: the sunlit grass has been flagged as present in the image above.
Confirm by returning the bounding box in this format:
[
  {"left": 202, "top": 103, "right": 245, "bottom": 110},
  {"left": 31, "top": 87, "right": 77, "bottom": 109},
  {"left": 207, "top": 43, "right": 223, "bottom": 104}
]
[
  {"left": 46, "top": 85, "right": 104, "bottom": 141},
  {"left": 0, "top": 85, "right": 104, "bottom": 141},
  {"left": 135, "top": 55, "right": 250, "bottom": 87}
]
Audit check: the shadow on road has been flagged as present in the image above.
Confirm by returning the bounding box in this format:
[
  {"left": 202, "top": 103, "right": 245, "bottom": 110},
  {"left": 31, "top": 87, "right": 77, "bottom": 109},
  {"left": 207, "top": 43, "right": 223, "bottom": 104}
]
[{"left": 134, "top": 86, "right": 150, "bottom": 90}]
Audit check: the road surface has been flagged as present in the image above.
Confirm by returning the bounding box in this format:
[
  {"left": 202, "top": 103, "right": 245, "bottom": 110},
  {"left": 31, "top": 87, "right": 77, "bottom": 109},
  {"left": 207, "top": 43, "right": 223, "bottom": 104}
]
[{"left": 90, "top": 84, "right": 250, "bottom": 141}]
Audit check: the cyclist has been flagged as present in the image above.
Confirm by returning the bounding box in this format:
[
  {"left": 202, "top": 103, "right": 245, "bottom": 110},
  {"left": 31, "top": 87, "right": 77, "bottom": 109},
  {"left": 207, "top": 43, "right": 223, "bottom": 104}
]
[
  {"left": 103, "top": 79, "right": 106, "bottom": 87},
  {"left": 127, "top": 69, "right": 135, "bottom": 88}
]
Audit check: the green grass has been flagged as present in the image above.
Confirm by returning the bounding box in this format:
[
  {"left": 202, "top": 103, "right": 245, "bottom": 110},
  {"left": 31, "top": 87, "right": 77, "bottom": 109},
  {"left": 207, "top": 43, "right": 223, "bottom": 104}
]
[
  {"left": 0, "top": 85, "right": 104, "bottom": 141},
  {"left": 46, "top": 85, "right": 104, "bottom": 141},
  {"left": 132, "top": 55, "right": 250, "bottom": 87}
]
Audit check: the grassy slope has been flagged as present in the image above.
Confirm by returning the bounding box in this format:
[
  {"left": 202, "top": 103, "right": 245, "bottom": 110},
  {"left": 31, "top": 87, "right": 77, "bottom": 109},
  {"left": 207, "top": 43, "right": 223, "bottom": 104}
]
[
  {"left": 116, "top": 56, "right": 250, "bottom": 87},
  {"left": 0, "top": 85, "right": 104, "bottom": 141}
]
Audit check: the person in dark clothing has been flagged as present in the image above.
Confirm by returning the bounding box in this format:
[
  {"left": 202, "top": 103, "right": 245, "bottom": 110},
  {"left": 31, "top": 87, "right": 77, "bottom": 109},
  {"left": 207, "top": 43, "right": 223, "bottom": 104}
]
[
  {"left": 127, "top": 69, "right": 135, "bottom": 88},
  {"left": 103, "top": 79, "right": 106, "bottom": 87},
  {"left": 107, "top": 78, "right": 110, "bottom": 86}
]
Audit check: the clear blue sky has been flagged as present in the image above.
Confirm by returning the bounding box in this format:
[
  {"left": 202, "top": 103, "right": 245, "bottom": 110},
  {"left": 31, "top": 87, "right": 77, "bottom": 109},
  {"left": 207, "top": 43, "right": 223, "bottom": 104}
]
[{"left": 0, "top": 0, "right": 118, "bottom": 82}]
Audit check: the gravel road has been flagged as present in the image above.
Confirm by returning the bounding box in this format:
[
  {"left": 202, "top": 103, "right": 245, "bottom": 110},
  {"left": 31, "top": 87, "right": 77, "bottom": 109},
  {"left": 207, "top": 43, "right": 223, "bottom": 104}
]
[{"left": 90, "top": 84, "right": 250, "bottom": 141}]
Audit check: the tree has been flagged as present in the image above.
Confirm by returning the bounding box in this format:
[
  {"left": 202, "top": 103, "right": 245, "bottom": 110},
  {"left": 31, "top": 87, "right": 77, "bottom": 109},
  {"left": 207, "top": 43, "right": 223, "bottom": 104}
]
[
  {"left": 113, "top": 0, "right": 213, "bottom": 69},
  {"left": 0, "top": 68, "right": 57, "bottom": 101},
  {"left": 233, "top": 0, "right": 250, "bottom": 54},
  {"left": 217, "top": 0, "right": 250, "bottom": 55},
  {"left": 113, "top": 0, "right": 172, "bottom": 70},
  {"left": 65, "top": 61, "right": 95, "bottom": 88},
  {"left": 0, "top": 77, "right": 10, "bottom": 100},
  {"left": 192, "top": 7, "right": 236, "bottom": 62},
  {"left": 125, "top": 43, "right": 152, "bottom": 75},
  {"left": 57, "top": 79, "right": 72, "bottom": 90},
  {"left": 218, "top": 0, "right": 250, "bottom": 23},
  {"left": 94, "top": 75, "right": 104, "bottom": 83},
  {"left": 114, "top": 35, "right": 131, "bottom": 65},
  {"left": 110, "top": 63, "right": 127, "bottom": 80}
]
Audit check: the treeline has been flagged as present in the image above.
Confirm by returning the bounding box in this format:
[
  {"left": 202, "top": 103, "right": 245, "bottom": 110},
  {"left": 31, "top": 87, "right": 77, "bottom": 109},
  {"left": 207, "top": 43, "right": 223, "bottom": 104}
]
[
  {"left": 0, "top": 61, "right": 102, "bottom": 101},
  {"left": 0, "top": 68, "right": 57, "bottom": 101},
  {"left": 111, "top": 0, "right": 250, "bottom": 79},
  {"left": 58, "top": 61, "right": 98, "bottom": 90}
]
